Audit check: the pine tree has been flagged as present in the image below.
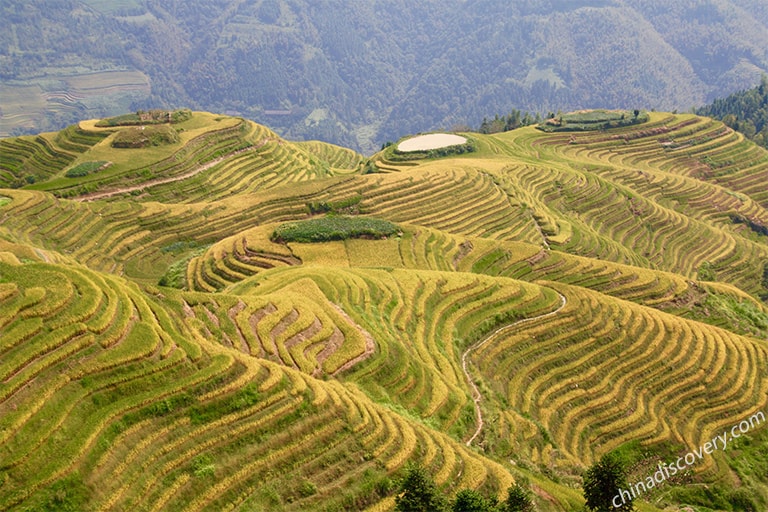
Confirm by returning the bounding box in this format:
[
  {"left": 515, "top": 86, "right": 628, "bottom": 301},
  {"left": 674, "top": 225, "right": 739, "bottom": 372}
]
[
  {"left": 395, "top": 463, "right": 447, "bottom": 512},
  {"left": 582, "top": 453, "right": 634, "bottom": 512},
  {"left": 505, "top": 483, "right": 535, "bottom": 512},
  {"left": 452, "top": 489, "right": 495, "bottom": 512}
]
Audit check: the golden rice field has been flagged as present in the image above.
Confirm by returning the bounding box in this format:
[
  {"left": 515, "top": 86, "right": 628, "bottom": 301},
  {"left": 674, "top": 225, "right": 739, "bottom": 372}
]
[{"left": 1, "top": 110, "right": 767, "bottom": 510}]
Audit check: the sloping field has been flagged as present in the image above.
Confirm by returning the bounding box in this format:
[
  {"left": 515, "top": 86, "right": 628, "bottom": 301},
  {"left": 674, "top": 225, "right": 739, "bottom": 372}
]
[
  {"left": 294, "top": 140, "right": 364, "bottom": 172},
  {"left": 3, "top": 112, "right": 365, "bottom": 203},
  {"left": 0, "top": 85, "right": 47, "bottom": 137},
  {"left": 1, "top": 111, "right": 767, "bottom": 510},
  {"left": 0, "top": 71, "right": 151, "bottom": 138},
  {"left": 472, "top": 282, "right": 768, "bottom": 467},
  {"left": 63, "top": 71, "right": 151, "bottom": 97},
  {"left": 0, "top": 262, "right": 525, "bottom": 511}
]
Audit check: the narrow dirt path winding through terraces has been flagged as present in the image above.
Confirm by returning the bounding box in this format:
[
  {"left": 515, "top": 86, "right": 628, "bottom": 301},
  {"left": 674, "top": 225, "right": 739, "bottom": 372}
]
[
  {"left": 462, "top": 291, "right": 567, "bottom": 447},
  {"left": 75, "top": 138, "right": 278, "bottom": 202}
]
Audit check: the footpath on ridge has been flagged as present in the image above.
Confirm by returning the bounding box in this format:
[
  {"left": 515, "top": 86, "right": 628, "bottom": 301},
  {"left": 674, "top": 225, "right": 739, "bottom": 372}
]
[
  {"left": 462, "top": 291, "right": 568, "bottom": 447},
  {"left": 75, "top": 139, "right": 278, "bottom": 202}
]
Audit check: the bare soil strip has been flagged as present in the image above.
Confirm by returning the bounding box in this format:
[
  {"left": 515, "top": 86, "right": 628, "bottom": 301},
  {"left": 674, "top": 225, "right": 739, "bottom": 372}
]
[
  {"left": 227, "top": 300, "right": 248, "bottom": 353},
  {"left": 462, "top": 291, "right": 567, "bottom": 446},
  {"left": 248, "top": 303, "right": 277, "bottom": 358},
  {"left": 330, "top": 303, "right": 377, "bottom": 376},
  {"left": 313, "top": 327, "right": 344, "bottom": 377},
  {"left": 284, "top": 318, "right": 323, "bottom": 350}
]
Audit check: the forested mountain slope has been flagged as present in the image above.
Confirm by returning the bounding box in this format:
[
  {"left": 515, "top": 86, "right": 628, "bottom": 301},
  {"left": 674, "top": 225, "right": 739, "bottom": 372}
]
[
  {"left": 697, "top": 76, "right": 768, "bottom": 149},
  {"left": 2, "top": 0, "right": 768, "bottom": 152}
]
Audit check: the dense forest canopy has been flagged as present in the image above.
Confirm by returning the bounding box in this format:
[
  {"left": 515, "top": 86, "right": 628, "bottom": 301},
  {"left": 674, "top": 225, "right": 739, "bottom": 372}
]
[
  {"left": 2, "top": 0, "right": 768, "bottom": 152},
  {"left": 697, "top": 76, "right": 768, "bottom": 148}
]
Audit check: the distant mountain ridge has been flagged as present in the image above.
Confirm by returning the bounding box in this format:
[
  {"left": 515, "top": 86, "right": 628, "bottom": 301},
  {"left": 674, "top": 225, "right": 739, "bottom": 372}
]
[{"left": 2, "top": 0, "right": 768, "bottom": 152}]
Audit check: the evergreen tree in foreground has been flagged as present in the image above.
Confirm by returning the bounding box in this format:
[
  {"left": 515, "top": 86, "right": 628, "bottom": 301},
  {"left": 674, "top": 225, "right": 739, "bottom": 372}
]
[
  {"left": 452, "top": 488, "right": 496, "bottom": 512},
  {"left": 582, "top": 453, "right": 635, "bottom": 512},
  {"left": 505, "top": 483, "right": 535, "bottom": 512},
  {"left": 396, "top": 460, "right": 540, "bottom": 512},
  {"left": 451, "top": 483, "right": 536, "bottom": 512},
  {"left": 395, "top": 463, "right": 448, "bottom": 512}
]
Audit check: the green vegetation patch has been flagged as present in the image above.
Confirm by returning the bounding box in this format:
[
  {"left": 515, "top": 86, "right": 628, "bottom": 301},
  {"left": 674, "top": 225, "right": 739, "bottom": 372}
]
[
  {"left": 96, "top": 109, "right": 192, "bottom": 127},
  {"left": 64, "top": 161, "right": 110, "bottom": 178},
  {"left": 763, "top": 263, "right": 768, "bottom": 301},
  {"left": 730, "top": 213, "right": 768, "bottom": 237},
  {"left": 111, "top": 125, "right": 181, "bottom": 149},
  {"left": 0, "top": 197, "right": 11, "bottom": 208},
  {"left": 37, "top": 473, "right": 91, "bottom": 512},
  {"left": 188, "top": 383, "right": 260, "bottom": 425},
  {"left": 160, "top": 240, "right": 204, "bottom": 254},
  {"left": 697, "top": 260, "right": 717, "bottom": 281},
  {"left": 697, "top": 76, "right": 768, "bottom": 149},
  {"left": 306, "top": 195, "right": 363, "bottom": 215},
  {"left": 158, "top": 247, "right": 208, "bottom": 289},
  {"left": 537, "top": 109, "right": 649, "bottom": 132},
  {"left": 271, "top": 216, "right": 399, "bottom": 243},
  {"left": 703, "top": 293, "right": 768, "bottom": 336}
]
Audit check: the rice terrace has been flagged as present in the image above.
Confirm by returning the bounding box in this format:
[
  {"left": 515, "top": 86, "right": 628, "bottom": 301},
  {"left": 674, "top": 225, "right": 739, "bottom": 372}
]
[{"left": 1, "top": 107, "right": 767, "bottom": 511}]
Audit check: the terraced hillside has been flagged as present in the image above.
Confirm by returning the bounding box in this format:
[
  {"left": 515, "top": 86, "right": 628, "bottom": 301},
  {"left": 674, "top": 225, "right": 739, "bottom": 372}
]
[{"left": 1, "top": 110, "right": 767, "bottom": 511}]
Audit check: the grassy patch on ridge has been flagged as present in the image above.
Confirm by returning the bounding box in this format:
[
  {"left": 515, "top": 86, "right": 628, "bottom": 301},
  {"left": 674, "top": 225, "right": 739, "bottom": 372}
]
[
  {"left": 271, "top": 216, "right": 400, "bottom": 243},
  {"left": 64, "top": 161, "right": 110, "bottom": 178},
  {"left": 538, "top": 109, "right": 649, "bottom": 132}
]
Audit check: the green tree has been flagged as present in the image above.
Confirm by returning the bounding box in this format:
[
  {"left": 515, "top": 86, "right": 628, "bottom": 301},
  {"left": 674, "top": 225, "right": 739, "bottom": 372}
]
[
  {"left": 452, "top": 489, "right": 496, "bottom": 512},
  {"left": 582, "top": 453, "right": 634, "bottom": 512},
  {"left": 697, "top": 76, "right": 768, "bottom": 149},
  {"left": 395, "top": 463, "right": 447, "bottom": 512},
  {"left": 504, "top": 483, "right": 535, "bottom": 512}
]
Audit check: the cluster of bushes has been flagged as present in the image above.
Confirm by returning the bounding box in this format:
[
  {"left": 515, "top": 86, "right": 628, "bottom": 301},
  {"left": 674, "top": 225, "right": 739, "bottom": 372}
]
[
  {"left": 8, "top": 175, "right": 38, "bottom": 188},
  {"left": 271, "top": 215, "right": 399, "bottom": 243},
  {"left": 396, "top": 447, "right": 764, "bottom": 511},
  {"left": 96, "top": 109, "right": 193, "bottom": 127},
  {"left": 111, "top": 125, "right": 181, "bottom": 148},
  {"left": 697, "top": 261, "right": 717, "bottom": 281},
  {"left": 362, "top": 160, "right": 380, "bottom": 174},
  {"left": 730, "top": 213, "right": 768, "bottom": 237},
  {"left": 306, "top": 195, "right": 363, "bottom": 215},
  {"left": 53, "top": 183, "right": 101, "bottom": 198},
  {"left": 478, "top": 109, "right": 541, "bottom": 134},
  {"left": 64, "top": 161, "right": 109, "bottom": 178},
  {"left": 537, "top": 109, "right": 649, "bottom": 132}
]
